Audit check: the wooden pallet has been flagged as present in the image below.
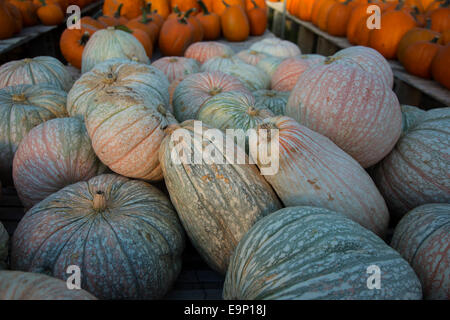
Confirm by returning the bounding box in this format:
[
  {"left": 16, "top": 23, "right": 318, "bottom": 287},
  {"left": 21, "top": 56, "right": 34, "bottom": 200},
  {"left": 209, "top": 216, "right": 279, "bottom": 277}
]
[{"left": 267, "top": 1, "right": 450, "bottom": 109}]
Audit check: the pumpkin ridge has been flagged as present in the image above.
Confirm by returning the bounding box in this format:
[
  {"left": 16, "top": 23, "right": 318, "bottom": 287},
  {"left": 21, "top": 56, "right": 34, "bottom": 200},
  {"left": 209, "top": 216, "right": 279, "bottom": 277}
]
[
  {"left": 87, "top": 103, "right": 135, "bottom": 140},
  {"left": 409, "top": 220, "right": 450, "bottom": 264}
]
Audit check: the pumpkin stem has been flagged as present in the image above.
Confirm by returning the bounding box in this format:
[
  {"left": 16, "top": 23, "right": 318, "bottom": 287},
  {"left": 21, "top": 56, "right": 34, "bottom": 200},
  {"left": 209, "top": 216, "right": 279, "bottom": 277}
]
[
  {"left": 430, "top": 36, "right": 440, "bottom": 43},
  {"left": 251, "top": 0, "right": 259, "bottom": 8},
  {"left": 173, "top": 5, "right": 182, "bottom": 16},
  {"left": 39, "top": 0, "right": 46, "bottom": 6},
  {"left": 199, "top": 0, "right": 211, "bottom": 15},
  {"left": 246, "top": 106, "right": 259, "bottom": 117},
  {"left": 222, "top": 0, "right": 230, "bottom": 8},
  {"left": 11, "top": 93, "right": 26, "bottom": 102},
  {"left": 425, "top": 17, "right": 431, "bottom": 29},
  {"left": 79, "top": 32, "right": 90, "bottom": 46},
  {"left": 93, "top": 191, "right": 107, "bottom": 212},
  {"left": 114, "top": 25, "right": 133, "bottom": 33},
  {"left": 114, "top": 3, "right": 123, "bottom": 19},
  {"left": 209, "top": 87, "right": 222, "bottom": 96},
  {"left": 265, "top": 91, "right": 276, "bottom": 98},
  {"left": 395, "top": 0, "right": 404, "bottom": 10},
  {"left": 324, "top": 56, "right": 340, "bottom": 64},
  {"left": 185, "top": 8, "right": 197, "bottom": 18},
  {"left": 140, "top": 5, "right": 153, "bottom": 24},
  {"left": 164, "top": 123, "right": 182, "bottom": 136}
]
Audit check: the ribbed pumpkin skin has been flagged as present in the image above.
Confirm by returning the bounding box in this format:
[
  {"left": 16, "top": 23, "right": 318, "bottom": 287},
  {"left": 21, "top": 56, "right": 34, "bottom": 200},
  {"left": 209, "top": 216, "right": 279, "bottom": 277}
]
[
  {"left": 219, "top": 62, "right": 270, "bottom": 91},
  {"left": 252, "top": 116, "right": 389, "bottom": 237},
  {"left": 0, "top": 271, "right": 97, "bottom": 300},
  {"left": 0, "top": 56, "right": 72, "bottom": 91},
  {"left": 235, "top": 49, "right": 269, "bottom": 66},
  {"left": 200, "top": 55, "right": 240, "bottom": 72},
  {"left": 151, "top": 57, "right": 200, "bottom": 83},
  {"left": 0, "top": 222, "right": 7, "bottom": 270},
  {"left": 374, "top": 108, "right": 450, "bottom": 219},
  {"left": 224, "top": 206, "right": 422, "bottom": 300},
  {"left": 400, "top": 105, "right": 426, "bottom": 135},
  {"left": 184, "top": 42, "right": 234, "bottom": 64},
  {"left": 11, "top": 174, "right": 185, "bottom": 300},
  {"left": 249, "top": 38, "right": 301, "bottom": 58},
  {"left": 255, "top": 55, "right": 284, "bottom": 77},
  {"left": 392, "top": 204, "right": 449, "bottom": 300},
  {"left": 286, "top": 63, "right": 402, "bottom": 168},
  {"left": 81, "top": 28, "right": 149, "bottom": 74},
  {"left": 67, "top": 59, "right": 170, "bottom": 118},
  {"left": 173, "top": 71, "right": 250, "bottom": 122},
  {"left": 13, "top": 117, "right": 107, "bottom": 209},
  {"left": 331, "top": 46, "right": 394, "bottom": 88},
  {"left": 159, "top": 121, "right": 282, "bottom": 274},
  {"left": 254, "top": 90, "right": 289, "bottom": 115},
  {"left": 271, "top": 57, "right": 317, "bottom": 92},
  {"left": 0, "top": 84, "right": 68, "bottom": 183},
  {"left": 197, "top": 91, "right": 274, "bottom": 133},
  {"left": 85, "top": 93, "right": 175, "bottom": 181}
]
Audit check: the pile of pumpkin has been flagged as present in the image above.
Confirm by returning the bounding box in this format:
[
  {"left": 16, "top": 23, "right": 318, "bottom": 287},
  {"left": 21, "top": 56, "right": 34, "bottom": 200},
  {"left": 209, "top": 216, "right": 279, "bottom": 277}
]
[
  {"left": 59, "top": 0, "right": 270, "bottom": 70},
  {"left": 286, "top": 0, "right": 450, "bottom": 87},
  {"left": 0, "top": 31, "right": 449, "bottom": 300},
  {"left": 0, "top": 0, "right": 98, "bottom": 40}
]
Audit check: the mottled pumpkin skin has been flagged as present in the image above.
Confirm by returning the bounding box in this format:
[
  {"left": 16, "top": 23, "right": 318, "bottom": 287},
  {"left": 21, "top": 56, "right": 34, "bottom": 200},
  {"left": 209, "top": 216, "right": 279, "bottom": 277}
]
[
  {"left": 151, "top": 57, "right": 200, "bottom": 83},
  {"left": 13, "top": 117, "right": 107, "bottom": 209},
  {"left": 0, "top": 56, "right": 73, "bottom": 91},
  {"left": 198, "top": 91, "right": 273, "bottom": 133},
  {"left": 255, "top": 55, "right": 284, "bottom": 77},
  {"left": 400, "top": 105, "right": 426, "bottom": 135},
  {"left": 252, "top": 116, "right": 389, "bottom": 237},
  {"left": 254, "top": 90, "right": 289, "bottom": 115},
  {"left": 374, "top": 108, "right": 450, "bottom": 219},
  {"left": 391, "top": 204, "right": 449, "bottom": 300},
  {"left": 11, "top": 174, "right": 185, "bottom": 300},
  {"left": 81, "top": 28, "right": 149, "bottom": 74},
  {"left": 271, "top": 57, "right": 316, "bottom": 92},
  {"left": 68, "top": 59, "right": 170, "bottom": 118},
  {"left": 286, "top": 62, "right": 402, "bottom": 168},
  {"left": 85, "top": 93, "right": 176, "bottom": 181},
  {"left": 0, "top": 222, "right": 8, "bottom": 270},
  {"left": 185, "top": 42, "right": 234, "bottom": 64},
  {"left": 159, "top": 121, "right": 282, "bottom": 274},
  {"left": 219, "top": 61, "right": 271, "bottom": 91},
  {"left": 173, "top": 71, "right": 250, "bottom": 122},
  {"left": 249, "top": 38, "right": 301, "bottom": 58},
  {"left": 200, "top": 55, "right": 240, "bottom": 72},
  {"left": 0, "top": 84, "right": 68, "bottom": 183},
  {"left": 224, "top": 206, "right": 422, "bottom": 300},
  {"left": 0, "top": 271, "right": 97, "bottom": 300},
  {"left": 235, "top": 49, "right": 269, "bottom": 66},
  {"left": 331, "top": 46, "right": 394, "bottom": 88}
]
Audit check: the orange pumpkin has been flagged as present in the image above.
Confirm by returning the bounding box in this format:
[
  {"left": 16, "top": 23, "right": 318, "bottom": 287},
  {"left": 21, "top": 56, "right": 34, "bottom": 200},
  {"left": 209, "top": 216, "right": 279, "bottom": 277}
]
[
  {"left": 310, "top": 0, "right": 330, "bottom": 25},
  {"left": 80, "top": 16, "right": 106, "bottom": 30},
  {"left": 60, "top": 27, "right": 96, "bottom": 69},
  {"left": 9, "top": 0, "right": 38, "bottom": 27},
  {"left": 186, "top": 8, "right": 205, "bottom": 42},
  {"left": 220, "top": 0, "right": 249, "bottom": 41},
  {"left": 147, "top": 0, "right": 170, "bottom": 19},
  {"left": 431, "top": 43, "right": 450, "bottom": 88},
  {"left": 397, "top": 19, "right": 440, "bottom": 62},
  {"left": 429, "top": 0, "right": 450, "bottom": 32},
  {"left": 245, "top": 0, "right": 266, "bottom": 10},
  {"left": 347, "top": 1, "right": 373, "bottom": 44},
  {"left": 439, "top": 29, "right": 450, "bottom": 44},
  {"left": 127, "top": 6, "right": 159, "bottom": 44},
  {"left": 368, "top": 4, "right": 418, "bottom": 59},
  {"left": 295, "top": 0, "right": 316, "bottom": 21},
  {"left": 353, "top": 15, "right": 373, "bottom": 46},
  {"left": 326, "top": 0, "right": 355, "bottom": 36},
  {"left": 103, "top": 0, "right": 144, "bottom": 20},
  {"left": 159, "top": 14, "right": 195, "bottom": 56},
  {"left": 171, "top": 0, "right": 201, "bottom": 14},
  {"left": 197, "top": 0, "right": 221, "bottom": 40},
  {"left": 213, "top": 0, "right": 245, "bottom": 16},
  {"left": 5, "top": 1, "right": 23, "bottom": 33},
  {"left": 36, "top": 0, "right": 64, "bottom": 25},
  {"left": 128, "top": 27, "right": 153, "bottom": 58},
  {"left": 402, "top": 36, "right": 441, "bottom": 78},
  {"left": 247, "top": 0, "right": 267, "bottom": 36}
]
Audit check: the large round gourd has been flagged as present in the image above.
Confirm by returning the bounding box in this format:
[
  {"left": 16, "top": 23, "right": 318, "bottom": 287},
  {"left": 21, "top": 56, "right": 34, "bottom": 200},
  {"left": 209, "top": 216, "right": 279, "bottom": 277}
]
[
  {"left": 271, "top": 57, "right": 318, "bottom": 92},
  {"left": 185, "top": 42, "right": 234, "bottom": 64},
  {"left": 235, "top": 49, "right": 270, "bottom": 66},
  {"left": 249, "top": 38, "right": 301, "bottom": 58},
  {"left": 251, "top": 116, "right": 389, "bottom": 237},
  {"left": 159, "top": 121, "right": 282, "bottom": 274},
  {"left": 173, "top": 71, "right": 250, "bottom": 122},
  {"left": 0, "top": 84, "right": 68, "bottom": 183},
  {"left": 219, "top": 61, "right": 270, "bottom": 91},
  {"left": 151, "top": 57, "right": 200, "bottom": 83},
  {"left": 13, "top": 117, "right": 107, "bottom": 209},
  {"left": 255, "top": 55, "right": 284, "bottom": 77},
  {"left": 0, "top": 56, "right": 73, "bottom": 91},
  {"left": 200, "top": 54, "right": 240, "bottom": 72},
  {"left": 67, "top": 59, "right": 170, "bottom": 118},
  {"left": 81, "top": 27, "right": 149, "bottom": 74},
  {"left": 11, "top": 174, "right": 185, "bottom": 300},
  {"left": 224, "top": 206, "right": 422, "bottom": 300},
  {"left": 0, "top": 271, "right": 97, "bottom": 300},
  {"left": 0, "top": 222, "right": 7, "bottom": 270},
  {"left": 286, "top": 61, "right": 402, "bottom": 168},
  {"left": 391, "top": 203, "right": 449, "bottom": 300},
  {"left": 85, "top": 92, "right": 175, "bottom": 181},
  {"left": 254, "top": 90, "right": 289, "bottom": 115}
]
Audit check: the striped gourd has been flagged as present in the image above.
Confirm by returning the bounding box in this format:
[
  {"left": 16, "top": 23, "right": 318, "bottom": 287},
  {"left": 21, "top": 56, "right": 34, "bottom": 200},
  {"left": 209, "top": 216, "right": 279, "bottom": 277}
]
[
  {"left": 219, "top": 61, "right": 271, "bottom": 91},
  {"left": 185, "top": 42, "right": 234, "bottom": 64},
  {"left": 391, "top": 203, "right": 449, "bottom": 300},
  {"left": 0, "top": 84, "right": 68, "bottom": 183},
  {"left": 286, "top": 62, "right": 402, "bottom": 168},
  {"left": 67, "top": 59, "right": 170, "bottom": 118},
  {"left": 11, "top": 174, "right": 185, "bottom": 300},
  {"left": 224, "top": 206, "right": 423, "bottom": 300},
  {"left": 374, "top": 108, "right": 450, "bottom": 219},
  {"left": 159, "top": 121, "right": 282, "bottom": 274},
  {"left": 252, "top": 116, "right": 389, "bottom": 237},
  {"left": 197, "top": 91, "right": 273, "bottom": 133},
  {"left": 254, "top": 90, "right": 289, "bottom": 115},
  {"left": 13, "top": 117, "right": 107, "bottom": 209},
  {"left": 85, "top": 92, "right": 176, "bottom": 181},
  {"left": 249, "top": 38, "right": 301, "bottom": 58},
  {"left": 330, "top": 46, "right": 394, "bottom": 88},
  {"left": 200, "top": 54, "right": 240, "bottom": 72},
  {"left": 81, "top": 27, "right": 149, "bottom": 74},
  {"left": 255, "top": 55, "right": 284, "bottom": 77},
  {"left": 0, "top": 222, "right": 7, "bottom": 270},
  {"left": 0, "top": 56, "right": 73, "bottom": 91},
  {"left": 151, "top": 56, "right": 200, "bottom": 83},
  {"left": 0, "top": 271, "right": 97, "bottom": 300},
  {"left": 235, "top": 49, "right": 270, "bottom": 66},
  {"left": 173, "top": 71, "right": 250, "bottom": 122}
]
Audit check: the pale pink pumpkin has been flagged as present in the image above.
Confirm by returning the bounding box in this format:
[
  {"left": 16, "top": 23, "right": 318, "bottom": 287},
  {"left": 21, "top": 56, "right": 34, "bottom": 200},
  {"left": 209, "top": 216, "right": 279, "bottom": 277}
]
[
  {"left": 235, "top": 50, "right": 269, "bottom": 66},
  {"left": 172, "top": 71, "right": 250, "bottom": 122},
  {"left": 184, "top": 42, "right": 234, "bottom": 64},
  {"left": 151, "top": 57, "right": 200, "bottom": 83},
  {"left": 13, "top": 117, "right": 107, "bottom": 209},
  {"left": 271, "top": 57, "right": 315, "bottom": 92},
  {"left": 286, "top": 62, "right": 402, "bottom": 168},
  {"left": 252, "top": 116, "right": 389, "bottom": 238}
]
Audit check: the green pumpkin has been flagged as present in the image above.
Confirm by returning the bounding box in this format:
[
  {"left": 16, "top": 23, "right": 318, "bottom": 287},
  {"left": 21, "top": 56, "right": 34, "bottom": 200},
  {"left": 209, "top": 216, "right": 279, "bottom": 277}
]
[
  {"left": 256, "top": 55, "right": 284, "bottom": 77},
  {"left": 253, "top": 90, "right": 289, "bottom": 115},
  {"left": 0, "top": 222, "right": 8, "bottom": 270},
  {"left": 224, "top": 206, "right": 423, "bottom": 300},
  {"left": 219, "top": 62, "right": 271, "bottom": 91}
]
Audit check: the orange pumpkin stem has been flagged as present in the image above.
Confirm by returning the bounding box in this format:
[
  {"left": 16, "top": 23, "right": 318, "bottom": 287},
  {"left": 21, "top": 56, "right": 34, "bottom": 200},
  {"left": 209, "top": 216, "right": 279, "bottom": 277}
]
[
  {"left": 114, "top": 3, "right": 123, "bottom": 18},
  {"left": 93, "top": 191, "right": 107, "bottom": 211}
]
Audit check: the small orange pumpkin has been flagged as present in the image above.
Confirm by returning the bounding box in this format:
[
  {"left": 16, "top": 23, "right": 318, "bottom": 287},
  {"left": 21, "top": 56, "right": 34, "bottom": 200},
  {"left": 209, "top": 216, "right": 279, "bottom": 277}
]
[
  {"left": 197, "top": 0, "right": 221, "bottom": 40},
  {"left": 247, "top": 0, "right": 267, "bottom": 36},
  {"left": 159, "top": 13, "right": 195, "bottom": 56},
  {"left": 9, "top": 0, "right": 38, "bottom": 27},
  {"left": 402, "top": 36, "right": 441, "bottom": 78},
  {"left": 431, "top": 43, "right": 450, "bottom": 88},
  {"left": 36, "top": 0, "right": 64, "bottom": 25},
  {"left": 220, "top": 0, "right": 249, "bottom": 42}
]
